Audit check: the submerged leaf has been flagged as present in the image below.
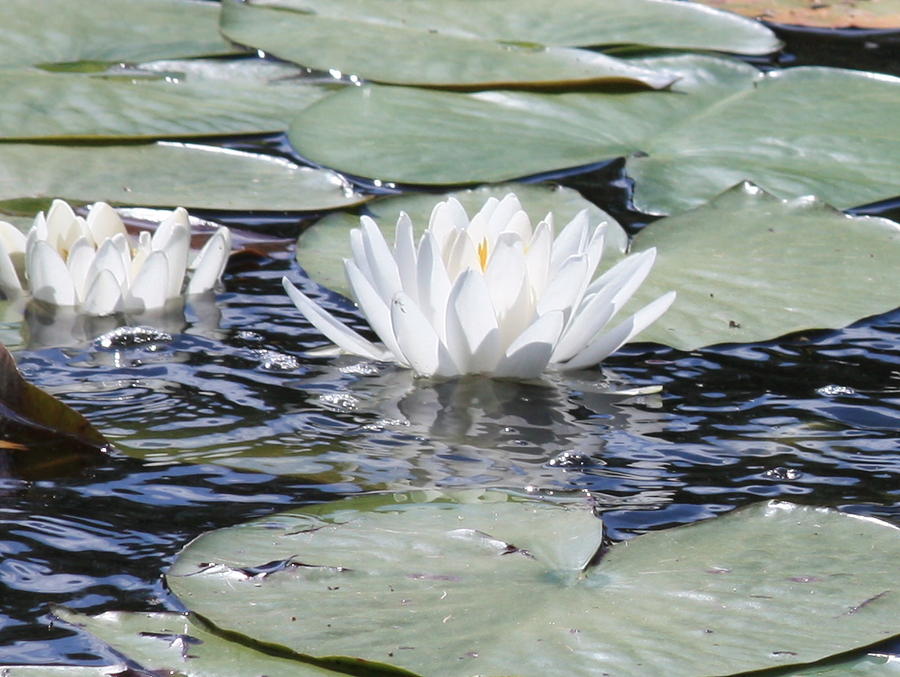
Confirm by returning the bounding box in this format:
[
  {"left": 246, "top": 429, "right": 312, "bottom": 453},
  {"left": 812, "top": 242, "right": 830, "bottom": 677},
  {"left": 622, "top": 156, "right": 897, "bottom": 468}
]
[{"left": 167, "top": 494, "right": 900, "bottom": 677}]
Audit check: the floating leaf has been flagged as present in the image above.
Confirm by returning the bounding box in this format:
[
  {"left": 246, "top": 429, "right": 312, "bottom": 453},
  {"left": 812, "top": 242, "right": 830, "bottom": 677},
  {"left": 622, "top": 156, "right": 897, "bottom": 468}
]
[
  {"left": 52, "top": 609, "right": 357, "bottom": 677},
  {"left": 628, "top": 66, "right": 900, "bottom": 214},
  {"left": 296, "top": 183, "right": 628, "bottom": 294},
  {"left": 220, "top": 0, "right": 675, "bottom": 89},
  {"left": 233, "top": 0, "right": 779, "bottom": 54},
  {"left": 0, "top": 60, "right": 338, "bottom": 140},
  {"left": 626, "top": 183, "right": 900, "bottom": 349},
  {"left": 0, "top": 142, "right": 366, "bottom": 211},
  {"left": 0, "top": 0, "right": 240, "bottom": 68},
  {"left": 168, "top": 494, "right": 900, "bottom": 677},
  {"left": 289, "top": 59, "right": 900, "bottom": 213},
  {"left": 693, "top": 0, "right": 900, "bottom": 29}
]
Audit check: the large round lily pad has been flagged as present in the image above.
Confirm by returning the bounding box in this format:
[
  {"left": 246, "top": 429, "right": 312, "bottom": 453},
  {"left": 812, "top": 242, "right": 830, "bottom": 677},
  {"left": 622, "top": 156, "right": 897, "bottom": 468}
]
[
  {"left": 167, "top": 494, "right": 900, "bottom": 677},
  {"left": 230, "top": 0, "right": 780, "bottom": 54},
  {"left": 220, "top": 0, "right": 674, "bottom": 89},
  {"left": 289, "top": 53, "right": 758, "bottom": 185},
  {"left": 289, "top": 60, "right": 900, "bottom": 213},
  {"left": 0, "top": 142, "right": 366, "bottom": 211},
  {"left": 627, "top": 183, "right": 900, "bottom": 349},
  {"left": 0, "top": 0, "right": 239, "bottom": 68},
  {"left": 296, "top": 183, "right": 628, "bottom": 294},
  {"left": 0, "top": 61, "right": 338, "bottom": 140}
]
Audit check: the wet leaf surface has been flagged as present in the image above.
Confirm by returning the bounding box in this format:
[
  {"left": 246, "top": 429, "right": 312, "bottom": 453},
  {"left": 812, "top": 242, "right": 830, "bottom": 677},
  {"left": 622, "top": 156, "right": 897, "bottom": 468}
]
[{"left": 166, "top": 494, "right": 900, "bottom": 677}]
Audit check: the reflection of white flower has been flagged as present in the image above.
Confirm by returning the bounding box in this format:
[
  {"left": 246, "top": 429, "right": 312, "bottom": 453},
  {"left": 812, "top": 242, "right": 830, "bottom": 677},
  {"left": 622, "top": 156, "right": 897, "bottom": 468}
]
[
  {"left": 284, "top": 193, "right": 675, "bottom": 378},
  {"left": 0, "top": 200, "right": 231, "bottom": 315}
]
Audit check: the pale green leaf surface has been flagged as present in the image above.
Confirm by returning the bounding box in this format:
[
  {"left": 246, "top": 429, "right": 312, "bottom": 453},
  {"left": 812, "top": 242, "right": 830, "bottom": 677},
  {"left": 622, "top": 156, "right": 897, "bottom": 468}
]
[
  {"left": 0, "top": 62, "right": 338, "bottom": 140},
  {"left": 167, "top": 496, "right": 900, "bottom": 677},
  {"left": 220, "top": 0, "right": 674, "bottom": 89},
  {"left": 249, "top": 0, "right": 780, "bottom": 54},
  {"left": 629, "top": 67, "right": 900, "bottom": 214},
  {"left": 296, "top": 183, "right": 628, "bottom": 295},
  {"left": 52, "top": 609, "right": 349, "bottom": 677},
  {"left": 0, "top": 143, "right": 366, "bottom": 211},
  {"left": 0, "top": 0, "right": 239, "bottom": 68},
  {"left": 627, "top": 183, "right": 900, "bottom": 350},
  {"left": 289, "top": 54, "right": 758, "bottom": 184},
  {"left": 290, "top": 61, "right": 900, "bottom": 213}
]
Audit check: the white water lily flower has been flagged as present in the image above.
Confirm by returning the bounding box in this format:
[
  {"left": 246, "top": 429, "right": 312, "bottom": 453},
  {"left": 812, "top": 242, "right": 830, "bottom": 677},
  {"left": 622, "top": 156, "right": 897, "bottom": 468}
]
[
  {"left": 0, "top": 200, "right": 231, "bottom": 315},
  {"left": 283, "top": 193, "right": 675, "bottom": 379}
]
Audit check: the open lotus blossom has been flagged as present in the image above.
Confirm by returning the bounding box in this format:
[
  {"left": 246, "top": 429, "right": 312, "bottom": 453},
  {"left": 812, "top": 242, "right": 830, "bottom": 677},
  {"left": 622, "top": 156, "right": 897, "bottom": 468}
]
[
  {"left": 283, "top": 193, "right": 675, "bottom": 379},
  {"left": 0, "top": 200, "right": 231, "bottom": 315}
]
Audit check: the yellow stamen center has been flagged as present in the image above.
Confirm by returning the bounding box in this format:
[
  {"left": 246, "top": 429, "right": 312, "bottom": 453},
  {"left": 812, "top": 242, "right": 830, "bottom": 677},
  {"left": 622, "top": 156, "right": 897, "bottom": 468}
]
[{"left": 477, "top": 237, "right": 489, "bottom": 272}]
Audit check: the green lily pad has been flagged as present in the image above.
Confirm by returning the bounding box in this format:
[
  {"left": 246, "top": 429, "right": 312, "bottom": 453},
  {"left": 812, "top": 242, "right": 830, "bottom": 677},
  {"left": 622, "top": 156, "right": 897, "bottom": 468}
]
[
  {"left": 296, "top": 183, "right": 628, "bottom": 294},
  {"left": 0, "top": 60, "right": 339, "bottom": 140},
  {"left": 167, "top": 494, "right": 900, "bottom": 677},
  {"left": 235, "top": 0, "right": 780, "bottom": 54},
  {"left": 629, "top": 66, "right": 900, "bottom": 214},
  {"left": 0, "top": 0, "right": 240, "bottom": 68},
  {"left": 289, "top": 53, "right": 758, "bottom": 185},
  {"left": 289, "top": 60, "right": 900, "bottom": 213},
  {"left": 221, "top": 0, "right": 674, "bottom": 89},
  {"left": 51, "top": 608, "right": 361, "bottom": 677},
  {"left": 0, "top": 142, "right": 366, "bottom": 211},
  {"left": 628, "top": 183, "right": 900, "bottom": 350}
]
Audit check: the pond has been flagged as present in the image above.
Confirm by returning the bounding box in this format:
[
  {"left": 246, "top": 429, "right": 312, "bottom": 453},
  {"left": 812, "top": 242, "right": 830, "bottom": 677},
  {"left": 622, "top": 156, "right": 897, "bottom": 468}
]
[{"left": 0, "top": 16, "right": 899, "bottom": 674}]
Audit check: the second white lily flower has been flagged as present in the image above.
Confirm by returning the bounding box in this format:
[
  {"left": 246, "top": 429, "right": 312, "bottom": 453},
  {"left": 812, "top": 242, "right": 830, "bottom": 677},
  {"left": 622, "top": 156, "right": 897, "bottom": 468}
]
[
  {"left": 0, "top": 200, "right": 231, "bottom": 315},
  {"left": 284, "top": 193, "right": 675, "bottom": 378}
]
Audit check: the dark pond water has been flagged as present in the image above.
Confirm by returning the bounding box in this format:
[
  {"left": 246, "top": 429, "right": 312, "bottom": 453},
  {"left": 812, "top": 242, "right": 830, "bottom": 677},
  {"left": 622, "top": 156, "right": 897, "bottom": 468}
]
[{"left": 1, "top": 29, "right": 899, "bottom": 670}]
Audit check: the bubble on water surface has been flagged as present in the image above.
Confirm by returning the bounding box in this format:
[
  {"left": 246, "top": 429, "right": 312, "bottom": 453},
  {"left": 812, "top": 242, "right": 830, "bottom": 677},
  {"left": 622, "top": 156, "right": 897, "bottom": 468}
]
[
  {"left": 816, "top": 384, "right": 857, "bottom": 397},
  {"left": 763, "top": 467, "right": 803, "bottom": 481},
  {"left": 251, "top": 349, "right": 300, "bottom": 372}
]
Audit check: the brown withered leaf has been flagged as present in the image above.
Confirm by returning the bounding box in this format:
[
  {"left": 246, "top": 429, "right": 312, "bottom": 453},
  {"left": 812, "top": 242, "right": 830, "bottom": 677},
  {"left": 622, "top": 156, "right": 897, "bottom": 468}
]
[{"left": 694, "top": 0, "right": 900, "bottom": 28}]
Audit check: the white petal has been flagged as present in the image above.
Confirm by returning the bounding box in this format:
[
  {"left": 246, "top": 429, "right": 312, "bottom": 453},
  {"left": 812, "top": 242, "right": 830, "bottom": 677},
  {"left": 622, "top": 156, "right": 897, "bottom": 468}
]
[
  {"left": 448, "top": 268, "right": 502, "bottom": 373},
  {"left": 524, "top": 220, "right": 552, "bottom": 298},
  {"left": 550, "top": 209, "right": 588, "bottom": 274},
  {"left": 0, "top": 220, "right": 27, "bottom": 256},
  {"left": 495, "top": 310, "right": 565, "bottom": 379},
  {"left": 128, "top": 250, "right": 170, "bottom": 311},
  {"left": 66, "top": 237, "right": 95, "bottom": 300},
  {"left": 87, "top": 238, "right": 129, "bottom": 290},
  {"left": 360, "top": 215, "right": 402, "bottom": 303},
  {"left": 427, "top": 199, "right": 466, "bottom": 249},
  {"left": 86, "top": 202, "right": 126, "bottom": 245},
  {"left": 559, "top": 291, "right": 676, "bottom": 371},
  {"left": 0, "top": 241, "right": 23, "bottom": 296},
  {"left": 348, "top": 228, "right": 373, "bottom": 281},
  {"left": 393, "top": 212, "right": 418, "bottom": 303},
  {"left": 585, "top": 248, "right": 657, "bottom": 304},
  {"left": 443, "top": 229, "right": 480, "bottom": 279},
  {"left": 467, "top": 196, "right": 499, "bottom": 243},
  {"left": 81, "top": 269, "right": 125, "bottom": 315},
  {"left": 187, "top": 227, "right": 231, "bottom": 295},
  {"left": 345, "top": 259, "right": 407, "bottom": 364},
  {"left": 536, "top": 253, "right": 590, "bottom": 317},
  {"left": 501, "top": 210, "right": 532, "bottom": 244},
  {"left": 282, "top": 277, "right": 389, "bottom": 361},
  {"left": 153, "top": 219, "right": 191, "bottom": 298},
  {"left": 28, "top": 240, "right": 77, "bottom": 306},
  {"left": 484, "top": 232, "right": 532, "bottom": 347},
  {"left": 416, "top": 231, "right": 452, "bottom": 338},
  {"left": 487, "top": 193, "right": 524, "bottom": 240},
  {"left": 44, "top": 199, "right": 79, "bottom": 251},
  {"left": 390, "top": 292, "right": 458, "bottom": 378}
]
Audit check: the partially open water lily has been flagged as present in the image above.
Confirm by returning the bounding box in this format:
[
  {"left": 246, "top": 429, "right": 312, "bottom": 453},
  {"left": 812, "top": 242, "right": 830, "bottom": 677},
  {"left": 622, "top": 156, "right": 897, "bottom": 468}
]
[
  {"left": 284, "top": 193, "right": 674, "bottom": 378},
  {"left": 0, "top": 200, "right": 231, "bottom": 315}
]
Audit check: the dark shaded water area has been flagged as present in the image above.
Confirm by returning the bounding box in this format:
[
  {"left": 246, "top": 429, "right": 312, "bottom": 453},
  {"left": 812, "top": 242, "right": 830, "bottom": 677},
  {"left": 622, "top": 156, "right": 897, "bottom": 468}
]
[{"left": 1, "top": 31, "right": 900, "bottom": 669}]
